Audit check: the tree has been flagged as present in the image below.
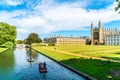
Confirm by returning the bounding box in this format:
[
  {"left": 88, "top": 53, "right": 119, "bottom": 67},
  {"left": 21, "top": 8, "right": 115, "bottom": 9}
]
[
  {"left": 25, "top": 33, "right": 42, "bottom": 45},
  {"left": 16, "top": 40, "right": 24, "bottom": 44},
  {"left": 115, "top": 0, "right": 120, "bottom": 13},
  {"left": 0, "top": 22, "right": 17, "bottom": 47}
]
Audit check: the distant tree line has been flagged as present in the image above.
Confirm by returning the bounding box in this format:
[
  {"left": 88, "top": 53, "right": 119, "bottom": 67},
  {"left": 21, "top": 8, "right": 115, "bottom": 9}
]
[{"left": 0, "top": 22, "right": 16, "bottom": 48}]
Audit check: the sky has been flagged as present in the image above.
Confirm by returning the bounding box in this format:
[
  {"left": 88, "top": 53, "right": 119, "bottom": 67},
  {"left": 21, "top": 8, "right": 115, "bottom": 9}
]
[{"left": 0, "top": 0, "right": 120, "bottom": 40}]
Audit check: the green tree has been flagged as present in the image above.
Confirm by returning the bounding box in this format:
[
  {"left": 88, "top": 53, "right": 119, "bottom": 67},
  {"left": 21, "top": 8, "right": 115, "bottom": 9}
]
[
  {"left": 115, "top": 0, "right": 120, "bottom": 13},
  {"left": 25, "top": 33, "right": 42, "bottom": 45},
  {"left": 0, "top": 22, "right": 17, "bottom": 48},
  {"left": 16, "top": 40, "right": 24, "bottom": 44}
]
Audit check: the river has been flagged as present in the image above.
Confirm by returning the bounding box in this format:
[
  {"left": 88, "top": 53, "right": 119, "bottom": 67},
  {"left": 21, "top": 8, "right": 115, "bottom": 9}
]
[{"left": 0, "top": 48, "right": 86, "bottom": 80}]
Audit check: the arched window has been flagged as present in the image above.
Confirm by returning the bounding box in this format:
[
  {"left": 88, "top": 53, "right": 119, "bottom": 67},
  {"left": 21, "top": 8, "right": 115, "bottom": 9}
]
[{"left": 93, "top": 32, "right": 99, "bottom": 40}]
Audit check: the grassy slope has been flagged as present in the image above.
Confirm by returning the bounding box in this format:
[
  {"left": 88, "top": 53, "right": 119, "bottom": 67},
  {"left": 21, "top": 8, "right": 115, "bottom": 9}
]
[
  {"left": 33, "top": 46, "right": 120, "bottom": 80},
  {"left": 0, "top": 48, "right": 7, "bottom": 53}
]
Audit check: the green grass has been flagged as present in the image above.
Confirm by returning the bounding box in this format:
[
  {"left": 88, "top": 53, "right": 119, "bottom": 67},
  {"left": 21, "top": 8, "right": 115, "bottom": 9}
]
[
  {"left": 61, "top": 58, "right": 120, "bottom": 80},
  {"left": 33, "top": 46, "right": 79, "bottom": 61},
  {"left": 33, "top": 46, "right": 120, "bottom": 80},
  {"left": 44, "top": 45, "right": 120, "bottom": 53},
  {"left": 0, "top": 48, "right": 7, "bottom": 53},
  {"left": 42, "top": 45, "right": 120, "bottom": 60}
]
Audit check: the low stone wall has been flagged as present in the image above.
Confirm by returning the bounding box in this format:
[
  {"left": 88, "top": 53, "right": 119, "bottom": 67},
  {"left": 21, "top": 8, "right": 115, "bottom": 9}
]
[{"left": 32, "top": 48, "right": 96, "bottom": 80}]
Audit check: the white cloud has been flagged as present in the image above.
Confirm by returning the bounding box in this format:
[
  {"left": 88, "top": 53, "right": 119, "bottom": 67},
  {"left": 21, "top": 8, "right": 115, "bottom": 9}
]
[
  {"left": 5, "top": 0, "right": 23, "bottom": 6},
  {"left": 0, "top": 0, "right": 120, "bottom": 39}
]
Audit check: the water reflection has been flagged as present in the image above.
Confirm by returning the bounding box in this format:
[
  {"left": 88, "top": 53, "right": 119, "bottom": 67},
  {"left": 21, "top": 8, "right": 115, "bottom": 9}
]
[
  {"left": 0, "top": 48, "right": 86, "bottom": 80},
  {"left": 0, "top": 50, "right": 15, "bottom": 70},
  {"left": 0, "top": 50, "right": 15, "bottom": 80}
]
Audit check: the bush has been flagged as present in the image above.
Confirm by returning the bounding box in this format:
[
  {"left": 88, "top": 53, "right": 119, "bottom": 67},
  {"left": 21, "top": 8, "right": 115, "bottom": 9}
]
[
  {"left": 0, "top": 45, "right": 6, "bottom": 48},
  {"left": 2, "top": 41, "right": 14, "bottom": 49},
  {"left": 48, "top": 43, "right": 55, "bottom": 46}
]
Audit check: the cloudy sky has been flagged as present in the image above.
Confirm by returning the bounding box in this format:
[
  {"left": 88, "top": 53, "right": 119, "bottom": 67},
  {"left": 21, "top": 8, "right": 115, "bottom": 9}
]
[{"left": 0, "top": 0, "right": 120, "bottom": 39}]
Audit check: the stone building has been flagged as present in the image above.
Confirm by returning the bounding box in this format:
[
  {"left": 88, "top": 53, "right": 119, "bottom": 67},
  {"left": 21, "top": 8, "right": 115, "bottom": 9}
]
[
  {"left": 105, "top": 34, "right": 120, "bottom": 45},
  {"left": 91, "top": 21, "right": 119, "bottom": 45},
  {"left": 44, "top": 36, "right": 86, "bottom": 45}
]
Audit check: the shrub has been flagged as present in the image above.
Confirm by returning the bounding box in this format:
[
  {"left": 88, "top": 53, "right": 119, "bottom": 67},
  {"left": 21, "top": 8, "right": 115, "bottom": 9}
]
[
  {"left": 2, "top": 41, "right": 14, "bottom": 49},
  {"left": 48, "top": 43, "right": 55, "bottom": 46}
]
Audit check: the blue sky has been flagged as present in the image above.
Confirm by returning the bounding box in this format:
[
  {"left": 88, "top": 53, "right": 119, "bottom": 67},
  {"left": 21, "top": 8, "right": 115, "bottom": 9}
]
[{"left": 0, "top": 0, "right": 120, "bottom": 40}]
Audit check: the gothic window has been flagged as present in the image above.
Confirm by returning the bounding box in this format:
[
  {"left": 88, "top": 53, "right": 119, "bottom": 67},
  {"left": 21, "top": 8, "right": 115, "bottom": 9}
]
[{"left": 93, "top": 32, "right": 99, "bottom": 40}]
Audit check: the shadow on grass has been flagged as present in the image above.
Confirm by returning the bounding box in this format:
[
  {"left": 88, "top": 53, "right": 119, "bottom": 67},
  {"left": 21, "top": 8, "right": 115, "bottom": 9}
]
[
  {"left": 60, "top": 58, "right": 120, "bottom": 80},
  {"left": 101, "top": 56, "right": 120, "bottom": 60},
  {"left": 115, "top": 52, "right": 120, "bottom": 54}
]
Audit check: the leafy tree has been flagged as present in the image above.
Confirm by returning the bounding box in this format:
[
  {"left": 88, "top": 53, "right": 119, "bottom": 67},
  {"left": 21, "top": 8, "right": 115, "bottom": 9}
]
[
  {"left": 16, "top": 40, "right": 24, "bottom": 44},
  {"left": 25, "top": 33, "right": 42, "bottom": 45},
  {"left": 0, "top": 22, "right": 17, "bottom": 48},
  {"left": 115, "top": 0, "right": 120, "bottom": 13}
]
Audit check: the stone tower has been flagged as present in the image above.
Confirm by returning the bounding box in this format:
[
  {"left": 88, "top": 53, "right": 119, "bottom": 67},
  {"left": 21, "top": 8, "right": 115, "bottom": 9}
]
[
  {"left": 91, "top": 22, "right": 93, "bottom": 45},
  {"left": 90, "top": 20, "right": 119, "bottom": 45},
  {"left": 98, "top": 20, "right": 102, "bottom": 44}
]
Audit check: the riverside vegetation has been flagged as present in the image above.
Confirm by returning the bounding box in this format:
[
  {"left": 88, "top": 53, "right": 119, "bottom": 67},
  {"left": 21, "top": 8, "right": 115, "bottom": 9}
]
[{"left": 0, "top": 48, "right": 7, "bottom": 53}]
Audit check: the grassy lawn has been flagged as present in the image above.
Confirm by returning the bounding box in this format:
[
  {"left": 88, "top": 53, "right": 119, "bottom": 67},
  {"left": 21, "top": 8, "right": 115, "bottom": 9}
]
[
  {"left": 41, "top": 45, "right": 120, "bottom": 60},
  {"left": 0, "top": 48, "right": 7, "bottom": 53},
  {"left": 33, "top": 46, "right": 79, "bottom": 61},
  {"left": 33, "top": 46, "right": 120, "bottom": 80}
]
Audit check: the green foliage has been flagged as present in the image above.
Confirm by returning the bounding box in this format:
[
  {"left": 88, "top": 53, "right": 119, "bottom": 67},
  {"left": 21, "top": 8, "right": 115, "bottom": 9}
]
[
  {"left": 48, "top": 43, "right": 55, "bottom": 46},
  {"left": 0, "top": 22, "right": 17, "bottom": 46},
  {"left": 2, "top": 41, "right": 14, "bottom": 49},
  {"left": 0, "top": 48, "right": 7, "bottom": 53},
  {"left": 16, "top": 40, "right": 23, "bottom": 44},
  {"left": 115, "top": 0, "right": 120, "bottom": 13},
  {"left": 24, "top": 33, "right": 42, "bottom": 45}
]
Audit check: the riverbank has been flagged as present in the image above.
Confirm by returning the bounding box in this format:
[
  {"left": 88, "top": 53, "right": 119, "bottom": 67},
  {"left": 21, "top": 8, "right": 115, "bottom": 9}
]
[
  {"left": 32, "top": 46, "right": 120, "bottom": 80},
  {"left": 32, "top": 47, "right": 95, "bottom": 80},
  {"left": 0, "top": 48, "right": 8, "bottom": 54}
]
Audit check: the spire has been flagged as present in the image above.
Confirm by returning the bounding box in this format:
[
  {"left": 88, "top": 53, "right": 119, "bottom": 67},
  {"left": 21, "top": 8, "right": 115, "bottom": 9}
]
[
  {"left": 98, "top": 20, "right": 102, "bottom": 29},
  {"left": 91, "top": 22, "right": 94, "bottom": 29},
  {"left": 91, "top": 22, "right": 93, "bottom": 45}
]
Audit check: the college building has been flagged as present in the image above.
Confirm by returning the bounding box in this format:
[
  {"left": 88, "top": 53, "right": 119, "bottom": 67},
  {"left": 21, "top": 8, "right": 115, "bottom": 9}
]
[
  {"left": 44, "top": 36, "right": 86, "bottom": 45},
  {"left": 105, "top": 34, "right": 120, "bottom": 45},
  {"left": 43, "top": 20, "right": 120, "bottom": 45},
  {"left": 91, "top": 21, "right": 119, "bottom": 45}
]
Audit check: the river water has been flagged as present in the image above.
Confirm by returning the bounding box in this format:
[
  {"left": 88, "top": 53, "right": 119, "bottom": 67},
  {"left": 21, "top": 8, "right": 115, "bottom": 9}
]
[{"left": 0, "top": 48, "right": 86, "bottom": 80}]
